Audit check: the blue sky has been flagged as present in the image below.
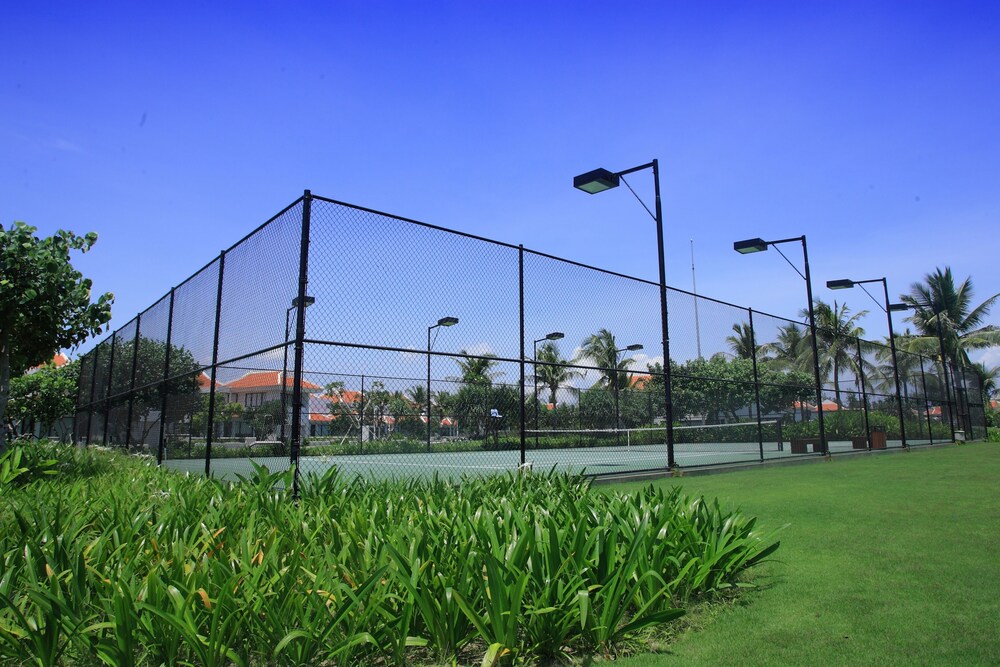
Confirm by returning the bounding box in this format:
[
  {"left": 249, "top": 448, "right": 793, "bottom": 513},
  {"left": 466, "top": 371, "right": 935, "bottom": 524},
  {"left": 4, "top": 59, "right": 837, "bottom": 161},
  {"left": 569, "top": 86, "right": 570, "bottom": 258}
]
[{"left": 3, "top": 1, "right": 999, "bottom": 368}]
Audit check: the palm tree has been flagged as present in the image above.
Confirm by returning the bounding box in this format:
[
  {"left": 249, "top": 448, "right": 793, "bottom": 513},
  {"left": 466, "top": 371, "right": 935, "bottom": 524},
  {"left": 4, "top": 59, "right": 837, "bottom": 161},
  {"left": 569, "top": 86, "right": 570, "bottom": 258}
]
[
  {"left": 534, "top": 341, "right": 582, "bottom": 406},
  {"left": 451, "top": 351, "right": 502, "bottom": 386},
  {"left": 900, "top": 267, "right": 1000, "bottom": 368},
  {"left": 405, "top": 385, "right": 427, "bottom": 412},
  {"left": 969, "top": 362, "right": 999, "bottom": 407},
  {"left": 577, "top": 329, "right": 637, "bottom": 391},
  {"left": 726, "top": 322, "right": 758, "bottom": 360},
  {"left": 764, "top": 322, "right": 810, "bottom": 372},
  {"left": 805, "top": 300, "right": 868, "bottom": 407}
]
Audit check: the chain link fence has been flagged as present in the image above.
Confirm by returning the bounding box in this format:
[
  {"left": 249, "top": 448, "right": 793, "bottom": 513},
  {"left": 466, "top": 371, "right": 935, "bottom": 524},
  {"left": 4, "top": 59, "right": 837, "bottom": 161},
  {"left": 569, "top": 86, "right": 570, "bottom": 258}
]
[{"left": 73, "top": 192, "right": 988, "bottom": 484}]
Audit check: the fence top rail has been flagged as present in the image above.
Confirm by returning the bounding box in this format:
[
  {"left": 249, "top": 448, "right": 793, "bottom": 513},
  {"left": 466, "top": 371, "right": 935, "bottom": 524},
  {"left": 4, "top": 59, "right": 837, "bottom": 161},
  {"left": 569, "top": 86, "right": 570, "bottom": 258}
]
[{"left": 76, "top": 190, "right": 940, "bottom": 370}]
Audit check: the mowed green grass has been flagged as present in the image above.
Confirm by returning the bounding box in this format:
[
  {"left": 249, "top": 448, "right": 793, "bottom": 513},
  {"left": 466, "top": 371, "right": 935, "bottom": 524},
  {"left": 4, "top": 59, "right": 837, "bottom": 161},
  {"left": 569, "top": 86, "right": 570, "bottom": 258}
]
[{"left": 608, "top": 442, "right": 1000, "bottom": 666}]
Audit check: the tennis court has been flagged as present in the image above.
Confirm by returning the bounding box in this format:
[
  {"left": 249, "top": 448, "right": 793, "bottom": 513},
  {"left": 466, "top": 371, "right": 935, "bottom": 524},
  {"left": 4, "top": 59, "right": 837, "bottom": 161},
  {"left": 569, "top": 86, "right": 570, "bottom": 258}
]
[{"left": 161, "top": 433, "right": 877, "bottom": 482}]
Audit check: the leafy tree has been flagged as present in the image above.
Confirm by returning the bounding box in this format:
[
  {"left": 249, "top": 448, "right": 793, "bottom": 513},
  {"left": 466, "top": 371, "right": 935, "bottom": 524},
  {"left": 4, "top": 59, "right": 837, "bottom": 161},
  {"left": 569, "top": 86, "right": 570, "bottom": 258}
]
[
  {"left": 0, "top": 222, "right": 113, "bottom": 451},
  {"left": 646, "top": 358, "right": 812, "bottom": 425},
  {"left": 190, "top": 394, "right": 243, "bottom": 442},
  {"left": 5, "top": 360, "right": 79, "bottom": 438},
  {"left": 244, "top": 399, "right": 283, "bottom": 440},
  {"left": 900, "top": 267, "right": 1000, "bottom": 367},
  {"left": 451, "top": 383, "right": 520, "bottom": 440},
  {"left": 101, "top": 337, "right": 202, "bottom": 444}
]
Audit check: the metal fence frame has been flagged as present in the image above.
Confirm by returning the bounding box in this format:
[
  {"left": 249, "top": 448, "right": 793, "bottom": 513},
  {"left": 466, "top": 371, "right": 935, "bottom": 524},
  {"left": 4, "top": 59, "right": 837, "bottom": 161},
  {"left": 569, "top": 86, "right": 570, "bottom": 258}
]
[{"left": 73, "top": 191, "right": 989, "bottom": 485}]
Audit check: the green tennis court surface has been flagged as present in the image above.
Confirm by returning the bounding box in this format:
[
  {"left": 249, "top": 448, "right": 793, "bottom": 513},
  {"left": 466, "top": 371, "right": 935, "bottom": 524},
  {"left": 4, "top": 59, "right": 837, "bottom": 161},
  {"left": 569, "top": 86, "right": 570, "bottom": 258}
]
[{"left": 162, "top": 437, "right": 909, "bottom": 481}]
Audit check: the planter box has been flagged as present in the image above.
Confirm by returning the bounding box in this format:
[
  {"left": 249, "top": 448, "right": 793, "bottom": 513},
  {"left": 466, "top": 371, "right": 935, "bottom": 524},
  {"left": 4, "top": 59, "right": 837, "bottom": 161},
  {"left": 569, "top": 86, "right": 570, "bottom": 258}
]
[
  {"left": 870, "top": 430, "right": 887, "bottom": 449},
  {"left": 790, "top": 437, "right": 822, "bottom": 454},
  {"left": 851, "top": 436, "right": 869, "bottom": 450}
]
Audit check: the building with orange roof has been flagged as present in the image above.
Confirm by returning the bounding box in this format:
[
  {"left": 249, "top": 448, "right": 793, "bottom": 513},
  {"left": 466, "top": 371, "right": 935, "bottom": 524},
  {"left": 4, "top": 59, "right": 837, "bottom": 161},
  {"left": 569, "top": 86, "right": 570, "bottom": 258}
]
[
  {"left": 221, "top": 370, "right": 321, "bottom": 409},
  {"left": 26, "top": 352, "right": 70, "bottom": 375}
]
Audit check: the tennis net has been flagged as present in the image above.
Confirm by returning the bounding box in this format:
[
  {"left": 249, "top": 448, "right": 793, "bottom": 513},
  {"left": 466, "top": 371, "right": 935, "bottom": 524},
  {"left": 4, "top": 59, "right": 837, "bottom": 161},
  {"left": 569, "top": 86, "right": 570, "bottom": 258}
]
[{"left": 524, "top": 420, "right": 783, "bottom": 452}]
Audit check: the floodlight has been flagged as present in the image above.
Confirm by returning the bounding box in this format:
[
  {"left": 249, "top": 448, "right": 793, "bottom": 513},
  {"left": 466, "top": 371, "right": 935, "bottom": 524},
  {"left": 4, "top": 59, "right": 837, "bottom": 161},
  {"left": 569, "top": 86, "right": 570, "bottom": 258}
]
[
  {"left": 573, "top": 168, "right": 620, "bottom": 194},
  {"left": 733, "top": 238, "right": 769, "bottom": 254}
]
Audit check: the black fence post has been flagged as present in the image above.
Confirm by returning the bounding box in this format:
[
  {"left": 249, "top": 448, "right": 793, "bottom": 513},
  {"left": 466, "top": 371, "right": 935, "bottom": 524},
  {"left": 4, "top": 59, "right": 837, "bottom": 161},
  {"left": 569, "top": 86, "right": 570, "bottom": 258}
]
[
  {"left": 157, "top": 288, "right": 175, "bottom": 465},
  {"left": 918, "top": 354, "right": 933, "bottom": 444},
  {"left": 102, "top": 331, "right": 117, "bottom": 446},
  {"left": 518, "top": 245, "right": 526, "bottom": 469},
  {"left": 84, "top": 347, "right": 100, "bottom": 445},
  {"left": 291, "top": 191, "right": 313, "bottom": 498},
  {"left": 205, "top": 251, "right": 227, "bottom": 478},
  {"left": 749, "top": 309, "right": 765, "bottom": 462},
  {"left": 957, "top": 365, "right": 972, "bottom": 436},
  {"left": 856, "top": 337, "right": 871, "bottom": 449},
  {"left": 124, "top": 314, "right": 142, "bottom": 448}
]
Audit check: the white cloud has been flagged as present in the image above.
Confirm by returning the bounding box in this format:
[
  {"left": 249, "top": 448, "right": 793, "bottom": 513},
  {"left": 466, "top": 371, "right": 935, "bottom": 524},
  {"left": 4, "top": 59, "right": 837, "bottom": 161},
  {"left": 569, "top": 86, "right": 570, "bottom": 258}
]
[
  {"left": 973, "top": 347, "right": 1000, "bottom": 368},
  {"left": 49, "top": 138, "right": 83, "bottom": 153}
]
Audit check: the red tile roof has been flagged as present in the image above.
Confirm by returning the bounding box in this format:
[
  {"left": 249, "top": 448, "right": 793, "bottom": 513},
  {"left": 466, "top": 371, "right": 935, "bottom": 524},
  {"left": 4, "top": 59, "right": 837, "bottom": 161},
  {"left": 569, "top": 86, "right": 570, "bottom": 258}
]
[
  {"left": 224, "top": 371, "right": 320, "bottom": 391},
  {"left": 629, "top": 374, "right": 651, "bottom": 390},
  {"left": 323, "top": 390, "right": 362, "bottom": 404},
  {"left": 197, "top": 372, "right": 220, "bottom": 390},
  {"left": 26, "top": 353, "right": 70, "bottom": 374}
]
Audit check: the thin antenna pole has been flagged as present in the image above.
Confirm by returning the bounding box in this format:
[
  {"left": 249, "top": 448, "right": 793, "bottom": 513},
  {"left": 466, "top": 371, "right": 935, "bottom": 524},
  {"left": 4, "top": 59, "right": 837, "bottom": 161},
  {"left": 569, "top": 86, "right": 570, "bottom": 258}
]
[{"left": 691, "top": 239, "right": 702, "bottom": 359}]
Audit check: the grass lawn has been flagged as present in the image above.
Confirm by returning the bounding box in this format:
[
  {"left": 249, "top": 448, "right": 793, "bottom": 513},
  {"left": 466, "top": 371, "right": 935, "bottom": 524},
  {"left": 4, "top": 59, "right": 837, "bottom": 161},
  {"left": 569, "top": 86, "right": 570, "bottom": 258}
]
[{"left": 608, "top": 442, "right": 1000, "bottom": 666}]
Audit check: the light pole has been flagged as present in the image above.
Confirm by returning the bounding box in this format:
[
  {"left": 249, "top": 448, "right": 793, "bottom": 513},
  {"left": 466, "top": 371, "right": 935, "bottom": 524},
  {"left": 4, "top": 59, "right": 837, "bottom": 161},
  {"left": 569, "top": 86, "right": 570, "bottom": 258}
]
[
  {"left": 827, "top": 277, "right": 907, "bottom": 448},
  {"left": 734, "top": 236, "right": 827, "bottom": 453},
  {"left": 574, "top": 160, "right": 675, "bottom": 468},
  {"left": 889, "top": 301, "right": 957, "bottom": 441},
  {"left": 613, "top": 344, "right": 643, "bottom": 445},
  {"left": 427, "top": 316, "right": 459, "bottom": 452},
  {"left": 533, "top": 331, "right": 565, "bottom": 446},
  {"left": 280, "top": 295, "right": 314, "bottom": 444}
]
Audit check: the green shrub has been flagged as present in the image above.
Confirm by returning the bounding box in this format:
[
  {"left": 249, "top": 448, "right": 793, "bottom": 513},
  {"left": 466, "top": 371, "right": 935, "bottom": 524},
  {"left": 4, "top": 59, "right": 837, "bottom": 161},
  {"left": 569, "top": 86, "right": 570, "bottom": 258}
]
[{"left": 0, "top": 443, "right": 779, "bottom": 666}]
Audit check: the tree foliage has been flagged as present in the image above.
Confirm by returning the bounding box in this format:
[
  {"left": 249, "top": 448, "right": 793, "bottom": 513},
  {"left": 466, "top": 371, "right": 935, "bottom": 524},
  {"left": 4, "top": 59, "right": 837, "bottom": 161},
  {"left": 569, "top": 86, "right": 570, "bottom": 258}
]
[
  {"left": 5, "top": 361, "right": 79, "bottom": 438},
  {"left": 0, "top": 222, "right": 113, "bottom": 450},
  {"left": 900, "top": 266, "right": 1000, "bottom": 367},
  {"left": 578, "top": 329, "right": 639, "bottom": 391},
  {"left": 533, "top": 341, "right": 581, "bottom": 406}
]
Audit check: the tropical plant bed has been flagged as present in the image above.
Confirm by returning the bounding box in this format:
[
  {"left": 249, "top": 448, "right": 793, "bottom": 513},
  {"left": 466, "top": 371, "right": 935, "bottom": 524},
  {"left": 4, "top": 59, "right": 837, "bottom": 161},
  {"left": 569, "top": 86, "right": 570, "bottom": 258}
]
[{"left": 0, "top": 441, "right": 779, "bottom": 666}]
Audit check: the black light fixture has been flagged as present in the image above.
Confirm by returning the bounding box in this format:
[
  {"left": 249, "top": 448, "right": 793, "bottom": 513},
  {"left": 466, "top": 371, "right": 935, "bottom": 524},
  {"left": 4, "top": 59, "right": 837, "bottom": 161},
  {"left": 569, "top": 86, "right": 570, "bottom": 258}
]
[
  {"left": 573, "top": 168, "right": 620, "bottom": 194},
  {"left": 427, "top": 316, "right": 460, "bottom": 451},
  {"left": 611, "top": 343, "right": 644, "bottom": 445},
  {"left": 292, "top": 295, "right": 316, "bottom": 308},
  {"left": 733, "top": 234, "right": 827, "bottom": 453},
  {"left": 574, "top": 159, "right": 675, "bottom": 468},
  {"left": 532, "top": 331, "right": 566, "bottom": 447},
  {"left": 885, "top": 301, "right": 956, "bottom": 441},
  {"left": 826, "top": 276, "right": 908, "bottom": 448},
  {"left": 733, "top": 238, "right": 769, "bottom": 254}
]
